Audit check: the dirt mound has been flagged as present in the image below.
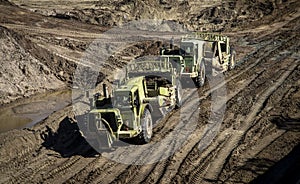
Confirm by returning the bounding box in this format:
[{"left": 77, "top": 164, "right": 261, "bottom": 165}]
[
  {"left": 0, "top": 26, "right": 65, "bottom": 104},
  {"left": 12, "top": 0, "right": 296, "bottom": 32},
  {"left": 0, "top": 0, "right": 13, "bottom": 5}
]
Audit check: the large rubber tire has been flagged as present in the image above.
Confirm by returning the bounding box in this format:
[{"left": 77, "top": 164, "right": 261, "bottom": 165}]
[
  {"left": 138, "top": 109, "right": 153, "bottom": 144},
  {"left": 229, "top": 50, "right": 236, "bottom": 70},
  {"left": 175, "top": 79, "right": 183, "bottom": 108},
  {"left": 194, "top": 61, "right": 206, "bottom": 88}
]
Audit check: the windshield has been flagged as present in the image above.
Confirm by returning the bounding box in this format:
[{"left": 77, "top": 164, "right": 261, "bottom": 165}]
[
  {"left": 113, "top": 91, "right": 132, "bottom": 107},
  {"left": 180, "top": 43, "right": 194, "bottom": 56}
]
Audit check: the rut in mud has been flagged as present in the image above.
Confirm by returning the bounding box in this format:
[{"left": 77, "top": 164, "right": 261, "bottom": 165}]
[{"left": 0, "top": 0, "right": 300, "bottom": 184}]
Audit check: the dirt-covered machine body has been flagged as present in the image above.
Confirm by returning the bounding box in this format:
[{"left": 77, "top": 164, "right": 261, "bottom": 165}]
[
  {"left": 84, "top": 58, "right": 182, "bottom": 148},
  {"left": 162, "top": 32, "right": 236, "bottom": 87}
]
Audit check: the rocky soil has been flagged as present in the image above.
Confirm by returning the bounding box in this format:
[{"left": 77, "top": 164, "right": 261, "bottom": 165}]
[
  {"left": 0, "top": 0, "right": 299, "bottom": 183},
  {"left": 0, "top": 26, "right": 65, "bottom": 104}
]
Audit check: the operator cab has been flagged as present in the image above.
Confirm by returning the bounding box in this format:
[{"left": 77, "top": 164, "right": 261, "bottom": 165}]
[
  {"left": 180, "top": 40, "right": 205, "bottom": 74},
  {"left": 113, "top": 87, "right": 140, "bottom": 131},
  {"left": 113, "top": 90, "right": 132, "bottom": 108},
  {"left": 180, "top": 42, "right": 194, "bottom": 56}
]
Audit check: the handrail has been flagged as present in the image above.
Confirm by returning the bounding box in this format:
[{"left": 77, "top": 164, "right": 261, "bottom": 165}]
[
  {"left": 182, "top": 32, "right": 229, "bottom": 42},
  {"left": 126, "top": 60, "right": 173, "bottom": 73}
]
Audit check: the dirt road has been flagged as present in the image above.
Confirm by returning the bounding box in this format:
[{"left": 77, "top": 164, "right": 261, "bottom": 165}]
[{"left": 0, "top": 0, "right": 300, "bottom": 183}]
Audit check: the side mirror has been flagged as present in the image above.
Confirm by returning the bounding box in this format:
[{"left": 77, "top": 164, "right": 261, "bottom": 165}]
[
  {"left": 133, "top": 99, "right": 139, "bottom": 106},
  {"left": 94, "top": 93, "right": 101, "bottom": 100}
]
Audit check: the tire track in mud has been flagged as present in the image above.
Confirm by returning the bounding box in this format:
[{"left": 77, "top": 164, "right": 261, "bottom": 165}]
[
  {"left": 39, "top": 39, "right": 186, "bottom": 184},
  {"left": 64, "top": 156, "right": 111, "bottom": 184},
  {"left": 44, "top": 121, "right": 129, "bottom": 183},
  {"left": 221, "top": 128, "right": 286, "bottom": 183},
  {"left": 109, "top": 139, "right": 179, "bottom": 184},
  {"left": 2, "top": 147, "right": 65, "bottom": 184},
  {"left": 219, "top": 61, "right": 300, "bottom": 183},
  {"left": 66, "top": 86, "right": 197, "bottom": 184},
  {"left": 0, "top": 43, "right": 296, "bottom": 184},
  {"left": 0, "top": 107, "right": 91, "bottom": 184},
  {"left": 34, "top": 135, "right": 95, "bottom": 182},
  {"left": 2, "top": 136, "right": 84, "bottom": 183},
  {"left": 0, "top": 146, "right": 36, "bottom": 175},
  {"left": 85, "top": 29, "right": 299, "bottom": 183},
  {"left": 139, "top": 68, "right": 264, "bottom": 183},
  {"left": 8, "top": 151, "right": 57, "bottom": 184},
  {"left": 71, "top": 88, "right": 197, "bottom": 184},
  {"left": 221, "top": 130, "right": 298, "bottom": 183},
  {"left": 155, "top": 73, "right": 264, "bottom": 184},
  {"left": 94, "top": 36, "right": 274, "bottom": 183},
  {"left": 83, "top": 159, "right": 128, "bottom": 184},
  {"left": 2, "top": 24, "right": 105, "bottom": 39},
  {"left": 108, "top": 89, "right": 201, "bottom": 184},
  {"left": 64, "top": 135, "right": 161, "bottom": 183},
  {"left": 64, "top": 135, "right": 169, "bottom": 183},
  {"left": 158, "top": 69, "right": 278, "bottom": 183},
  {"left": 40, "top": 156, "right": 90, "bottom": 184},
  {"left": 69, "top": 132, "right": 171, "bottom": 183},
  {"left": 226, "top": 34, "right": 296, "bottom": 83},
  {"left": 0, "top": 135, "right": 45, "bottom": 183},
  {"left": 191, "top": 64, "right": 296, "bottom": 180},
  {"left": 149, "top": 30, "right": 299, "bottom": 183},
  {"left": 200, "top": 32, "right": 296, "bottom": 104},
  {"left": 188, "top": 60, "right": 299, "bottom": 183},
  {"left": 169, "top": 31, "right": 299, "bottom": 183}
]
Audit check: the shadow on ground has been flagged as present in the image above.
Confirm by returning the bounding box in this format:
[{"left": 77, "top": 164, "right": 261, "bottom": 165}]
[
  {"left": 270, "top": 115, "right": 300, "bottom": 132},
  {"left": 250, "top": 142, "right": 300, "bottom": 184},
  {"left": 40, "top": 117, "right": 98, "bottom": 158}
]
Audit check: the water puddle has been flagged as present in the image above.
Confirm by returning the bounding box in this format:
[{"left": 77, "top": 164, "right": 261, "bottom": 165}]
[{"left": 0, "top": 90, "right": 71, "bottom": 133}]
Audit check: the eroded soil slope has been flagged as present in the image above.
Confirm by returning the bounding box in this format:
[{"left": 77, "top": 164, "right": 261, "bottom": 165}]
[{"left": 0, "top": 26, "right": 65, "bottom": 104}]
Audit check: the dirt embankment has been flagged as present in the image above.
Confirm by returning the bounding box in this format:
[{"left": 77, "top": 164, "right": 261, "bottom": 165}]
[
  {"left": 0, "top": 0, "right": 168, "bottom": 104},
  {"left": 10, "top": 0, "right": 294, "bottom": 31},
  {"left": 0, "top": 26, "right": 65, "bottom": 104}
]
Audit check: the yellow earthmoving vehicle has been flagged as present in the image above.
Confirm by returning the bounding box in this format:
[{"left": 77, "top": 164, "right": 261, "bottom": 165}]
[
  {"left": 162, "top": 32, "right": 236, "bottom": 87},
  {"left": 80, "top": 57, "right": 182, "bottom": 148}
]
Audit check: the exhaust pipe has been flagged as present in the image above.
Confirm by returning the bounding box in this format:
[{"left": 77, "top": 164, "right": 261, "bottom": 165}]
[
  {"left": 103, "top": 83, "right": 109, "bottom": 98},
  {"left": 85, "top": 90, "right": 94, "bottom": 110},
  {"left": 85, "top": 90, "right": 90, "bottom": 98}
]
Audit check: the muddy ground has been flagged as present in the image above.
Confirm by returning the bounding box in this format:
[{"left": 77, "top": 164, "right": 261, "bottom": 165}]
[{"left": 0, "top": 0, "right": 300, "bottom": 183}]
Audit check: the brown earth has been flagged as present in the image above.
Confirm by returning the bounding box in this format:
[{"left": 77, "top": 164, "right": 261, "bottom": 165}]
[{"left": 0, "top": 0, "right": 300, "bottom": 183}]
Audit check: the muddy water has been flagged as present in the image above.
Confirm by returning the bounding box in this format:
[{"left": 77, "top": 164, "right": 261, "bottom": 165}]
[{"left": 0, "top": 90, "right": 71, "bottom": 133}]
